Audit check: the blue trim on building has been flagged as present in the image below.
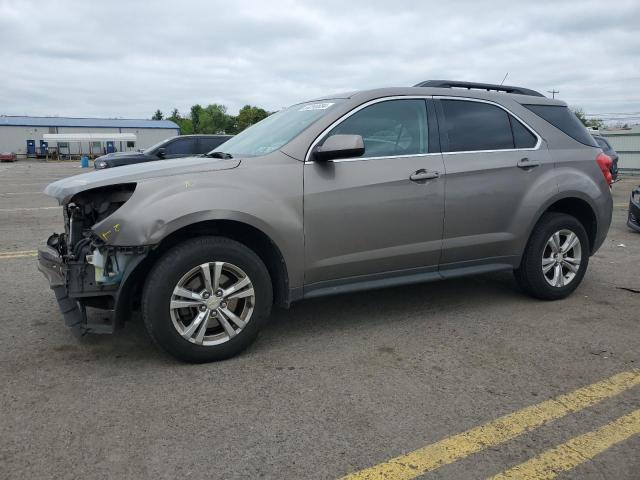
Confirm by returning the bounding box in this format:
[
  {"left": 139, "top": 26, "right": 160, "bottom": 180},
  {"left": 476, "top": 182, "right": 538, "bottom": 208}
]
[{"left": 0, "top": 115, "right": 179, "bottom": 130}]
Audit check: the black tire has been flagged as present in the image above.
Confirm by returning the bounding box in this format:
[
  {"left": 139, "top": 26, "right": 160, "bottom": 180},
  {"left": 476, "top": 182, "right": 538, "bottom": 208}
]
[
  {"left": 142, "top": 236, "right": 272, "bottom": 363},
  {"left": 514, "top": 212, "right": 589, "bottom": 300}
]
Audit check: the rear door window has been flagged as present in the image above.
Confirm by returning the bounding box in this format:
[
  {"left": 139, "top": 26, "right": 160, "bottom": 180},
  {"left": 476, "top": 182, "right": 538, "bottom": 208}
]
[
  {"left": 523, "top": 105, "right": 597, "bottom": 147},
  {"left": 163, "top": 137, "right": 199, "bottom": 155},
  {"left": 328, "top": 99, "right": 428, "bottom": 158},
  {"left": 440, "top": 100, "right": 514, "bottom": 152},
  {"left": 200, "top": 137, "right": 229, "bottom": 153}
]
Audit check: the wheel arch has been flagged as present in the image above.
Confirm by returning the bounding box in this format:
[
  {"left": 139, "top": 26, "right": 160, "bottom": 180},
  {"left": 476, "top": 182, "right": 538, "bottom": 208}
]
[
  {"left": 115, "top": 219, "right": 292, "bottom": 324},
  {"left": 529, "top": 194, "right": 598, "bottom": 254}
]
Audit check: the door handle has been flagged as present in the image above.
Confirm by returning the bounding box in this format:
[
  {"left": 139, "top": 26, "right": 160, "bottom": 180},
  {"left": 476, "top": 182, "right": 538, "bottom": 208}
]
[
  {"left": 410, "top": 170, "right": 440, "bottom": 182},
  {"left": 517, "top": 157, "right": 540, "bottom": 169}
]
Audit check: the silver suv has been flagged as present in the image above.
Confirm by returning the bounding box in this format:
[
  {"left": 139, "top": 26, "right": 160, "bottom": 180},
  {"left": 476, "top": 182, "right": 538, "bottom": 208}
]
[{"left": 38, "top": 80, "right": 614, "bottom": 362}]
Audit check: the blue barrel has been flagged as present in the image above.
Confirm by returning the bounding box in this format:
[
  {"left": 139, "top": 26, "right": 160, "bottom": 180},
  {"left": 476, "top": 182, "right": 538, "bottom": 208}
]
[
  {"left": 26, "top": 140, "right": 36, "bottom": 156},
  {"left": 80, "top": 155, "right": 89, "bottom": 168}
]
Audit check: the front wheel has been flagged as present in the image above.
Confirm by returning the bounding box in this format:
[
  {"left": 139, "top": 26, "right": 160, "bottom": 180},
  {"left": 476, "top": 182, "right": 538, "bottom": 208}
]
[
  {"left": 514, "top": 213, "right": 589, "bottom": 300},
  {"left": 142, "top": 236, "right": 273, "bottom": 362}
]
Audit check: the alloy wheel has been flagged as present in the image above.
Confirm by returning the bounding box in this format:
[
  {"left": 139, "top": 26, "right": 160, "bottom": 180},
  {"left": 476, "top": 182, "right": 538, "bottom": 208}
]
[
  {"left": 541, "top": 229, "right": 582, "bottom": 288},
  {"left": 169, "top": 262, "right": 255, "bottom": 345}
]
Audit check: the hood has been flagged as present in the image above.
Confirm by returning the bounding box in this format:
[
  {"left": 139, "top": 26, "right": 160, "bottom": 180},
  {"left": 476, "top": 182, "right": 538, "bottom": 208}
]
[
  {"left": 45, "top": 155, "right": 241, "bottom": 204},
  {"left": 98, "top": 151, "right": 145, "bottom": 159}
]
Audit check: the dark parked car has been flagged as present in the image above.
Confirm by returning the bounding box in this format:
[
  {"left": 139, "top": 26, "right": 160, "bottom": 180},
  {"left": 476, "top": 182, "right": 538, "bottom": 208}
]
[
  {"left": 628, "top": 185, "right": 640, "bottom": 232},
  {"left": 94, "top": 135, "right": 232, "bottom": 169},
  {"left": 592, "top": 134, "right": 619, "bottom": 180}
]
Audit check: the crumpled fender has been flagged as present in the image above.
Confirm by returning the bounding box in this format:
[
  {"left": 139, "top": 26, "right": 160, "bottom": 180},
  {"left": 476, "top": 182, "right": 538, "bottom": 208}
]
[{"left": 90, "top": 154, "right": 305, "bottom": 288}]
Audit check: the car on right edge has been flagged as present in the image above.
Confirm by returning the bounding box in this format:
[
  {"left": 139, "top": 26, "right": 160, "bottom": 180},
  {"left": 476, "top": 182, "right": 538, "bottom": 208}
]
[{"left": 628, "top": 185, "right": 640, "bottom": 232}]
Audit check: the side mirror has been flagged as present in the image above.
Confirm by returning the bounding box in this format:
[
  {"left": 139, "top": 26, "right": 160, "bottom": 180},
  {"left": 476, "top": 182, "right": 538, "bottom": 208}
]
[
  {"left": 313, "top": 134, "right": 365, "bottom": 162},
  {"left": 156, "top": 147, "right": 166, "bottom": 158}
]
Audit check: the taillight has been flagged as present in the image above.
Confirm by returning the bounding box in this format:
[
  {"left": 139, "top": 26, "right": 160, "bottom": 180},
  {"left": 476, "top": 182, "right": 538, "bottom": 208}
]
[{"left": 596, "top": 152, "right": 613, "bottom": 186}]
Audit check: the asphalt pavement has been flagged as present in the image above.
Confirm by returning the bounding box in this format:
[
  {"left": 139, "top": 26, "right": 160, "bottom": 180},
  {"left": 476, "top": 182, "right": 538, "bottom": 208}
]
[{"left": 1, "top": 160, "right": 638, "bottom": 479}]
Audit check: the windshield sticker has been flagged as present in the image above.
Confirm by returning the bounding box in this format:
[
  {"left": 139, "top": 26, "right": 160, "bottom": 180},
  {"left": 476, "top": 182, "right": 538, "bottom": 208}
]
[{"left": 299, "top": 102, "right": 335, "bottom": 111}]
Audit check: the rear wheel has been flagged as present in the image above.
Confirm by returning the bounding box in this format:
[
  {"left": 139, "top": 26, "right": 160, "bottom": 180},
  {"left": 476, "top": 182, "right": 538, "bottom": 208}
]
[
  {"left": 515, "top": 213, "right": 589, "bottom": 300},
  {"left": 142, "top": 236, "right": 272, "bottom": 362}
]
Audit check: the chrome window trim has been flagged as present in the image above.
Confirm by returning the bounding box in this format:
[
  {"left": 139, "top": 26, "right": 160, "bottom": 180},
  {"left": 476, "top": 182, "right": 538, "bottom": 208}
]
[
  {"left": 303, "top": 95, "right": 543, "bottom": 163},
  {"left": 320, "top": 152, "right": 442, "bottom": 164},
  {"left": 434, "top": 95, "right": 542, "bottom": 154},
  {"left": 304, "top": 95, "right": 432, "bottom": 164}
]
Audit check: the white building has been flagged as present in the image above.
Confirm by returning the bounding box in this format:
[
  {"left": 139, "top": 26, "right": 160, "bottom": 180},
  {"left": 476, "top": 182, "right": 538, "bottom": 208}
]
[
  {"left": 599, "top": 126, "right": 640, "bottom": 172},
  {"left": 0, "top": 116, "right": 180, "bottom": 158}
]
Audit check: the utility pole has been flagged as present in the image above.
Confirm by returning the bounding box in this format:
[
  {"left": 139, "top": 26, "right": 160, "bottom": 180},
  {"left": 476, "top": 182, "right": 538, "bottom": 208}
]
[{"left": 548, "top": 89, "right": 559, "bottom": 99}]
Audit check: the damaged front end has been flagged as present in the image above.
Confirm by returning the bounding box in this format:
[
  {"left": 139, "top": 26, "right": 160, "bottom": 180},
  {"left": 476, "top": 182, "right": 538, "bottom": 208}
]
[{"left": 38, "top": 183, "right": 148, "bottom": 335}]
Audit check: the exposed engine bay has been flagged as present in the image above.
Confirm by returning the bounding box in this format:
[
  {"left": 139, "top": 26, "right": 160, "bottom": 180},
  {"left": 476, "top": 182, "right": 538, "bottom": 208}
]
[{"left": 42, "top": 183, "right": 149, "bottom": 334}]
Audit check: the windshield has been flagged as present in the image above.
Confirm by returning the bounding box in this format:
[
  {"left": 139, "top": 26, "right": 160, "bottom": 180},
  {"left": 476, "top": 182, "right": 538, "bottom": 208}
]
[
  {"left": 143, "top": 137, "right": 173, "bottom": 154},
  {"left": 211, "top": 100, "right": 344, "bottom": 157}
]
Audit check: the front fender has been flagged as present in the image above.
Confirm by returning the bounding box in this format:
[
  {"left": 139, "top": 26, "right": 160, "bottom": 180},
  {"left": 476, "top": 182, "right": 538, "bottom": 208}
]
[{"left": 92, "top": 153, "right": 305, "bottom": 287}]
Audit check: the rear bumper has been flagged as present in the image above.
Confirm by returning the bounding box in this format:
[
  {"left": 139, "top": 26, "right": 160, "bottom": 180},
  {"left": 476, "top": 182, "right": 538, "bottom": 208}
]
[{"left": 591, "top": 188, "right": 614, "bottom": 255}]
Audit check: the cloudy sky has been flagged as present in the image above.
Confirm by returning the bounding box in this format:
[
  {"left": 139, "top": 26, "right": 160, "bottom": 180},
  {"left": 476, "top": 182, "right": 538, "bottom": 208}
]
[{"left": 1, "top": 0, "right": 639, "bottom": 121}]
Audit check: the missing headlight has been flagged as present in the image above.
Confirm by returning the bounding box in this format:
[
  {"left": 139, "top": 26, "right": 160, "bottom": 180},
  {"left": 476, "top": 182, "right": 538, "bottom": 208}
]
[
  {"left": 68, "top": 183, "right": 136, "bottom": 226},
  {"left": 65, "top": 183, "right": 136, "bottom": 254}
]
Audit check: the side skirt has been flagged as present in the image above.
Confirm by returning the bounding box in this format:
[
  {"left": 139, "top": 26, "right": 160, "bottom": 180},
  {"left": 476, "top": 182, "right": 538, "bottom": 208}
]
[{"left": 302, "top": 260, "right": 516, "bottom": 300}]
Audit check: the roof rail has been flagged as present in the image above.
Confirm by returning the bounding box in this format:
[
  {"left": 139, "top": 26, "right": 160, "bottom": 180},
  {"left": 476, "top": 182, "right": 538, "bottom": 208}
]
[{"left": 414, "top": 80, "right": 545, "bottom": 97}]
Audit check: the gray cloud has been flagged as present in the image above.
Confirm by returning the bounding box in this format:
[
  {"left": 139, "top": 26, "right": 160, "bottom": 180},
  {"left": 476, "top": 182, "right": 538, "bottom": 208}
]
[{"left": 1, "top": 0, "right": 638, "bottom": 118}]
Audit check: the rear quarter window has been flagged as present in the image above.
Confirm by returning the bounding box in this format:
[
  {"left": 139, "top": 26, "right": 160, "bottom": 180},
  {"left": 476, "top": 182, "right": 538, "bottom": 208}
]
[
  {"left": 200, "top": 137, "right": 229, "bottom": 152},
  {"left": 523, "top": 105, "right": 597, "bottom": 147},
  {"left": 510, "top": 116, "right": 537, "bottom": 149}
]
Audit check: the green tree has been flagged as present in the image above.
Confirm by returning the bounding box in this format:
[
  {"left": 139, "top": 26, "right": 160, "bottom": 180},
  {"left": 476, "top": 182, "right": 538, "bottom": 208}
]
[
  {"left": 151, "top": 109, "right": 164, "bottom": 120},
  {"left": 168, "top": 108, "right": 193, "bottom": 135},
  {"left": 198, "top": 104, "right": 229, "bottom": 134},
  {"left": 190, "top": 104, "right": 204, "bottom": 133},
  {"left": 226, "top": 115, "right": 239, "bottom": 134},
  {"left": 572, "top": 107, "right": 603, "bottom": 129},
  {"left": 163, "top": 102, "right": 272, "bottom": 136},
  {"left": 177, "top": 118, "right": 194, "bottom": 134},
  {"left": 236, "top": 105, "right": 269, "bottom": 132}
]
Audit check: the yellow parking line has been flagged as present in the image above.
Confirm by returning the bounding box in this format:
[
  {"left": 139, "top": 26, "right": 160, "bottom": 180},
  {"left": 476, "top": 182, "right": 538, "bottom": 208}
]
[
  {"left": 0, "top": 250, "right": 38, "bottom": 259},
  {"left": 0, "top": 206, "right": 61, "bottom": 212},
  {"left": 0, "top": 249, "right": 38, "bottom": 255},
  {"left": 0, "top": 191, "right": 44, "bottom": 196},
  {"left": 489, "top": 409, "right": 640, "bottom": 479},
  {"left": 339, "top": 370, "right": 640, "bottom": 480}
]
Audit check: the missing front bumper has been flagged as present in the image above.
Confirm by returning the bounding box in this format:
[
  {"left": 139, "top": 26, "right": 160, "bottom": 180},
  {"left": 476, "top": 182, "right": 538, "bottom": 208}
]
[
  {"left": 37, "top": 245, "right": 124, "bottom": 335},
  {"left": 38, "top": 246, "right": 88, "bottom": 334}
]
